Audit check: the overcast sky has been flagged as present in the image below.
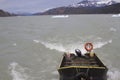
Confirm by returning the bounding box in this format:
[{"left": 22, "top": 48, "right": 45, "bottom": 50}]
[{"left": 0, "top": 0, "right": 120, "bottom": 13}]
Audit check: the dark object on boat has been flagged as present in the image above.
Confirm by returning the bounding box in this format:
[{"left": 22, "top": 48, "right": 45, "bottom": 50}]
[
  {"left": 75, "top": 49, "right": 82, "bottom": 57},
  {"left": 57, "top": 43, "right": 108, "bottom": 80}
]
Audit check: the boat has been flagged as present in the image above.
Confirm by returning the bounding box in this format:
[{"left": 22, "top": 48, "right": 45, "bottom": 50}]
[{"left": 57, "top": 43, "right": 108, "bottom": 80}]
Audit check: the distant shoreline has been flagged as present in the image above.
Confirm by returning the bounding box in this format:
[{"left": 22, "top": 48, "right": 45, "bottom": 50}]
[{"left": 0, "top": 3, "right": 120, "bottom": 17}]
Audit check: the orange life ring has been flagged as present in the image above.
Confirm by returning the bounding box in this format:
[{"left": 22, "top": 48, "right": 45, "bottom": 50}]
[{"left": 84, "top": 43, "right": 93, "bottom": 52}]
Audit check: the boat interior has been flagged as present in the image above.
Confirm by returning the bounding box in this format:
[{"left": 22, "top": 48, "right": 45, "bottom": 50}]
[{"left": 60, "top": 53, "right": 105, "bottom": 68}]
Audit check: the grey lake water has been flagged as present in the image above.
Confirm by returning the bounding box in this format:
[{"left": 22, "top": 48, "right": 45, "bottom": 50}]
[{"left": 0, "top": 15, "right": 120, "bottom": 80}]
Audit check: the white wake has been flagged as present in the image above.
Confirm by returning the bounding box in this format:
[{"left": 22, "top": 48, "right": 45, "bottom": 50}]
[
  {"left": 108, "top": 68, "right": 120, "bottom": 80},
  {"left": 39, "top": 39, "right": 112, "bottom": 54},
  {"left": 9, "top": 62, "right": 29, "bottom": 80}
]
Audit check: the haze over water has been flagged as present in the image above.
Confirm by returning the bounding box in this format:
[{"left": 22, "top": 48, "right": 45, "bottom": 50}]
[{"left": 0, "top": 15, "right": 120, "bottom": 80}]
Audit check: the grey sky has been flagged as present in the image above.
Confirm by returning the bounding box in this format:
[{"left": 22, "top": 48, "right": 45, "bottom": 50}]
[{"left": 0, "top": 0, "right": 120, "bottom": 13}]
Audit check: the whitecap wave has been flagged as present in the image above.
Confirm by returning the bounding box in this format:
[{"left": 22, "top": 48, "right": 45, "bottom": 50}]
[
  {"left": 52, "top": 15, "right": 69, "bottom": 18},
  {"left": 40, "top": 40, "right": 112, "bottom": 54},
  {"left": 13, "top": 43, "right": 17, "bottom": 46},
  {"left": 112, "top": 14, "right": 120, "bottom": 17},
  {"left": 9, "top": 62, "right": 29, "bottom": 80},
  {"left": 110, "top": 27, "right": 117, "bottom": 32}
]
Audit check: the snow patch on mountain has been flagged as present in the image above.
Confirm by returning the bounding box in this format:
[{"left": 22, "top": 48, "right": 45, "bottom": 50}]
[{"left": 70, "top": 0, "right": 117, "bottom": 7}]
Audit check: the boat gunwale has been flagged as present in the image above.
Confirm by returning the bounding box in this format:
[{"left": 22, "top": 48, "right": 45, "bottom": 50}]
[{"left": 58, "top": 66, "right": 106, "bottom": 70}]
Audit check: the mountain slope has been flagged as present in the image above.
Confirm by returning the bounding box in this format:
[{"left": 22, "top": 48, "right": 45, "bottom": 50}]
[
  {"left": 0, "top": 9, "right": 15, "bottom": 17},
  {"left": 39, "top": 3, "right": 120, "bottom": 15},
  {"left": 34, "top": 0, "right": 120, "bottom": 15}
]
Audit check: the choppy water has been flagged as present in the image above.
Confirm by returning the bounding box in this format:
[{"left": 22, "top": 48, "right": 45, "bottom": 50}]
[{"left": 0, "top": 15, "right": 120, "bottom": 80}]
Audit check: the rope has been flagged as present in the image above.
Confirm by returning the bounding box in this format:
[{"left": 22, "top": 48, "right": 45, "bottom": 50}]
[
  {"left": 85, "top": 68, "right": 90, "bottom": 80},
  {"left": 76, "top": 67, "right": 79, "bottom": 74},
  {"left": 75, "top": 68, "right": 90, "bottom": 80}
]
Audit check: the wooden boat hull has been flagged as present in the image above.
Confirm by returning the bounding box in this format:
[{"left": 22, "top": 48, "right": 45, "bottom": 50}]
[
  {"left": 58, "top": 53, "right": 108, "bottom": 80},
  {"left": 58, "top": 67, "right": 107, "bottom": 80}
]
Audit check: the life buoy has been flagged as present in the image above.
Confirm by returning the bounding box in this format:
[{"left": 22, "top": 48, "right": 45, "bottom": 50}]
[{"left": 84, "top": 43, "right": 93, "bottom": 52}]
